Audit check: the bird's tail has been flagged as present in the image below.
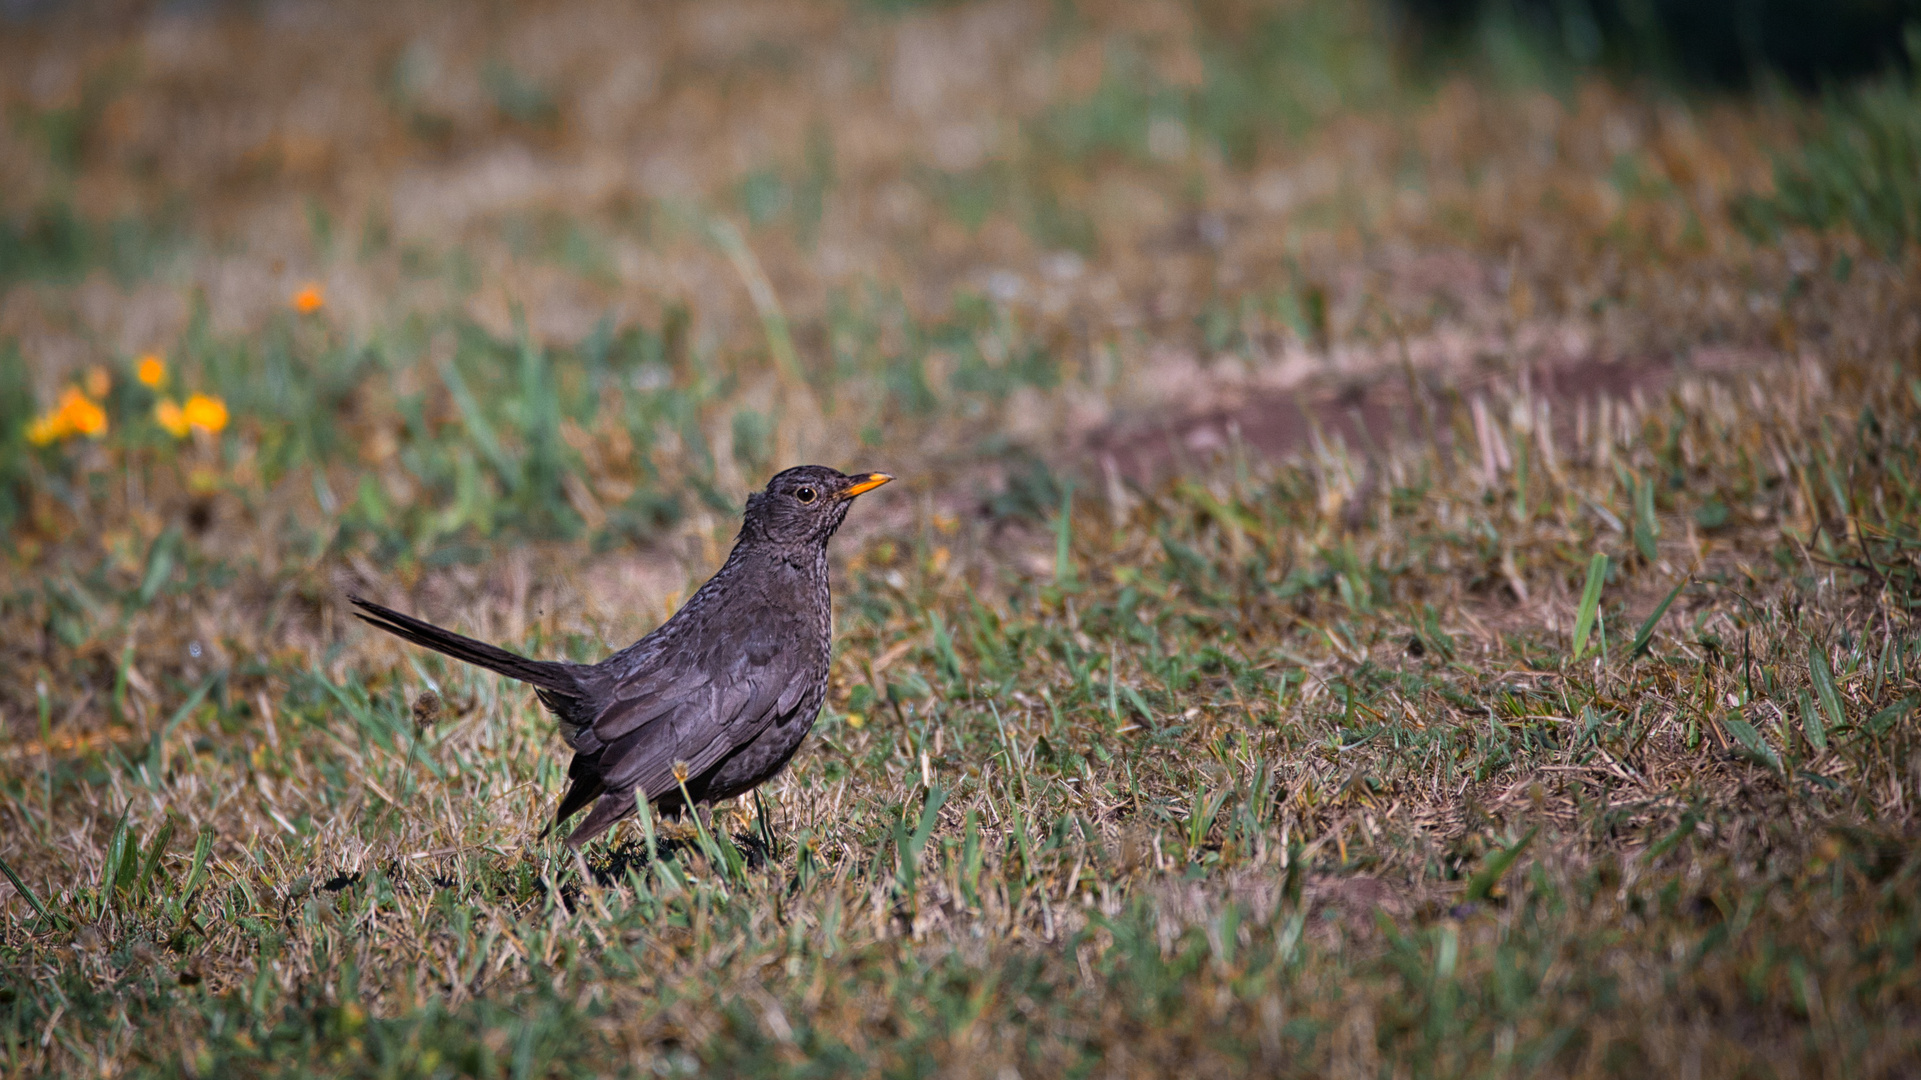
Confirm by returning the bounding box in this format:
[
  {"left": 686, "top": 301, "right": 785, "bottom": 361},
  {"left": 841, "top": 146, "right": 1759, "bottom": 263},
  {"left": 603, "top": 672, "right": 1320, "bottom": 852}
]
[{"left": 349, "top": 595, "right": 582, "bottom": 701}]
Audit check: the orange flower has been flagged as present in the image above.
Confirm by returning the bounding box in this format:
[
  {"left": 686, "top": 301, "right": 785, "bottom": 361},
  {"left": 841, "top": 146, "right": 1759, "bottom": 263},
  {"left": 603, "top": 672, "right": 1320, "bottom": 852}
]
[
  {"left": 57, "top": 387, "right": 107, "bottom": 438},
  {"left": 25, "top": 385, "right": 109, "bottom": 444},
  {"left": 155, "top": 398, "right": 191, "bottom": 438},
  {"left": 84, "top": 367, "right": 111, "bottom": 399},
  {"left": 182, "top": 393, "right": 229, "bottom": 434},
  {"left": 137, "top": 354, "right": 166, "bottom": 388},
  {"left": 292, "top": 283, "right": 325, "bottom": 314}
]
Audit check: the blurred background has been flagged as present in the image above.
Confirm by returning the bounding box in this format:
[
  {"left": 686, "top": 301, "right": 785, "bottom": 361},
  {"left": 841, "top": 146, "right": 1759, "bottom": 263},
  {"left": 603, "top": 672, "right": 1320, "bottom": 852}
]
[
  {"left": 1, "top": 0, "right": 1917, "bottom": 671},
  {"left": 1399, "top": 0, "right": 1921, "bottom": 88}
]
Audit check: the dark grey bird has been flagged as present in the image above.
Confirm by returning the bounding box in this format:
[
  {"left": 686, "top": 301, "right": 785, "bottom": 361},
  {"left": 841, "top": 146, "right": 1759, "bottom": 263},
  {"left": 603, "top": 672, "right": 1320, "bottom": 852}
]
[{"left": 350, "top": 465, "right": 892, "bottom": 846}]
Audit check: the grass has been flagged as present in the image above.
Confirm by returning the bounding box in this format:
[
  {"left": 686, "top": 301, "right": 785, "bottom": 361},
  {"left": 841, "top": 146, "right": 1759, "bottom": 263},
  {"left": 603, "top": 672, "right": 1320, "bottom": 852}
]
[
  {"left": 1736, "top": 32, "right": 1921, "bottom": 257},
  {"left": 3, "top": 1, "right": 1920, "bottom": 1076}
]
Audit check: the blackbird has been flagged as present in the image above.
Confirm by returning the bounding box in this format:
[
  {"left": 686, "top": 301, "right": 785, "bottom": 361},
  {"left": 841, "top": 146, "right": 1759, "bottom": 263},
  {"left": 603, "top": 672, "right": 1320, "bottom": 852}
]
[{"left": 350, "top": 465, "right": 891, "bottom": 846}]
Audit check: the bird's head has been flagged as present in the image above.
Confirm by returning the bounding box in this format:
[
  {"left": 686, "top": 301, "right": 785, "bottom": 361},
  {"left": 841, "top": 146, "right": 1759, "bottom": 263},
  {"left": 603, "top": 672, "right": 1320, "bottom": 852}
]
[{"left": 741, "top": 465, "right": 892, "bottom": 549}]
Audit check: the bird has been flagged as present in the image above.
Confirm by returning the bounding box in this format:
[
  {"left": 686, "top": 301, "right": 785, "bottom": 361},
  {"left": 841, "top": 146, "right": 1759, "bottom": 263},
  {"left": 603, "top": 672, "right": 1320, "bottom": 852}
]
[{"left": 349, "top": 465, "right": 892, "bottom": 846}]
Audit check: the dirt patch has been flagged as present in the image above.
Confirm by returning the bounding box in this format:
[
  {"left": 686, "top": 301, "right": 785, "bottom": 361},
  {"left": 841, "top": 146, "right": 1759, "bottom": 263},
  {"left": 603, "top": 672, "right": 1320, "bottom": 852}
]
[{"left": 1087, "top": 331, "right": 1778, "bottom": 485}]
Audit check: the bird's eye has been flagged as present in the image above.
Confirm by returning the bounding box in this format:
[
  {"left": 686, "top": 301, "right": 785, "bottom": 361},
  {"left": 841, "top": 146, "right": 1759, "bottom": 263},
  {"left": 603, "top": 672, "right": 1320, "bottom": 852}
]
[{"left": 795, "top": 487, "right": 818, "bottom": 504}]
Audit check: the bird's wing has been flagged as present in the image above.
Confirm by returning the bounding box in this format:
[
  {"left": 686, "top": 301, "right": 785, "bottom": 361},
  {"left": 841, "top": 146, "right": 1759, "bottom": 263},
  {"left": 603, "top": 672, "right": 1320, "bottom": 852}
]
[{"left": 589, "top": 609, "right": 814, "bottom": 799}]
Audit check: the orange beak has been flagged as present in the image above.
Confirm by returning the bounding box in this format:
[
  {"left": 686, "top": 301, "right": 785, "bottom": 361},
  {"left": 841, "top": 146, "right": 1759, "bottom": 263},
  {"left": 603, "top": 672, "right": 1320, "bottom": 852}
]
[{"left": 841, "top": 472, "right": 893, "bottom": 499}]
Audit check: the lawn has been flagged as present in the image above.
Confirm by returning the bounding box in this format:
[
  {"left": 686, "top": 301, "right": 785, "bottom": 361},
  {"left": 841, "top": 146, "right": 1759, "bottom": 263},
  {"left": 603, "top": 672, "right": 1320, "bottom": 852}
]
[{"left": 2, "top": 1, "right": 1919, "bottom": 1076}]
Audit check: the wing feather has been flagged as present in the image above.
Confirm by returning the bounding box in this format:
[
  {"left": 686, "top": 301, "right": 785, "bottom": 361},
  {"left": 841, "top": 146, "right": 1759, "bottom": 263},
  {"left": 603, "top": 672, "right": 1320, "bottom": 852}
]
[{"left": 588, "top": 609, "right": 817, "bottom": 799}]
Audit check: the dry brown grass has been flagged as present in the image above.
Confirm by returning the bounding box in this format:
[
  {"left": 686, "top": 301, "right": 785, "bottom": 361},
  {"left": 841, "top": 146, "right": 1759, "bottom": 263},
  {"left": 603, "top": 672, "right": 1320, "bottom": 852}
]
[{"left": 2, "top": 1, "right": 1919, "bottom": 1077}]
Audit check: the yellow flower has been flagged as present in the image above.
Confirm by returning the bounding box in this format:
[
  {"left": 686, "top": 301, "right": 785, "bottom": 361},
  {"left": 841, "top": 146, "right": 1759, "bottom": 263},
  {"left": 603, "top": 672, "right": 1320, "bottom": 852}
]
[
  {"left": 137, "top": 354, "right": 166, "bottom": 388},
  {"left": 57, "top": 387, "right": 107, "bottom": 438},
  {"left": 182, "top": 393, "right": 229, "bottom": 434},
  {"left": 292, "top": 283, "right": 325, "bottom": 314},
  {"left": 26, "top": 413, "right": 66, "bottom": 446},
  {"left": 155, "top": 398, "right": 191, "bottom": 438},
  {"left": 84, "top": 367, "right": 111, "bottom": 399}
]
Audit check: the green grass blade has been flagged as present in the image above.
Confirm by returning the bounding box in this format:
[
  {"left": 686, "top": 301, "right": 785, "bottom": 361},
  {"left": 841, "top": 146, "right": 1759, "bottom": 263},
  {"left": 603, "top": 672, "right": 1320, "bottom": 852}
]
[
  {"left": 1107, "top": 641, "right": 1120, "bottom": 724},
  {"left": 112, "top": 641, "right": 134, "bottom": 725},
  {"left": 1630, "top": 575, "right": 1688, "bottom": 659},
  {"left": 711, "top": 823, "right": 748, "bottom": 881},
  {"left": 135, "top": 817, "right": 177, "bottom": 904},
  {"left": 708, "top": 216, "right": 808, "bottom": 396},
  {"left": 1054, "top": 480, "right": 1076, "bottom": 589},
  {"left": 136, "top": 526, "right": 181, "bottom": 608},
  {"left": 1724, "top": 718, "right": 1782, "bottom": 772},
  {"left": 1188, "top": 781, "right": 1207, "bottom": 849},
  {"left": 1641, "top": 809, "right": 1701, "bottom": 865},
  {"left": 102, "top": 804, "right": 133, "bottom": 906},
  {"left": 634, "top": 789, "right": 659, "bottom": 870},
  {"left": 753, "top": 789, "right": 779, "bottom": 862},
  {"left": 178, "top": 824, "right": 215, "bottom": 909},
  {"left": 1800, "top": 689, "right": 1828, "bottom": 753},
  {"left": 1465, "top": 828, "right": 1537, "bottom": 903},
  {"left": 1810, "top": 642, "right": 1847, "bottom": 734},
  {"left": 1572, "top": 553, "right": 1608, "bottom": 660},
  {"left": 990, "top": 701, "right": 1030, "bottom": 804},
  {"left": 675, "top": 775, "right": 735, "bottom": 884},
  {"left": 894, "top": 785, "right": 947, "bottom": 897},
  {"left": 0, "top": 852, "right": 55, "bottom": 926},
  {"left": 907, "top": 785, "right": 947, "bottom": 868},
  {"left": 1866, "top": 695, "right": 1917, "bottom": 736},
  {"left": 1632, "top": 475, "right": 1659, "bottom": 562},
  {"left": 36, "top": 680, "right": 53, "bottom": 841},
  {"left": 147, "top": 675, "right": 216, "bottom": 783},
  {"left": 437, "top": 355, "right": 518, "bottom": 492}
]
